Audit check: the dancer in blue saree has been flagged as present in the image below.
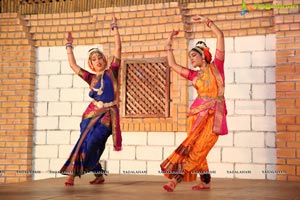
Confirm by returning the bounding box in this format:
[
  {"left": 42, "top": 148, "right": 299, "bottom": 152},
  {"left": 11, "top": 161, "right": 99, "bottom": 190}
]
[{"left": 60, "top": 13, "right": 122, "bottom": 186}]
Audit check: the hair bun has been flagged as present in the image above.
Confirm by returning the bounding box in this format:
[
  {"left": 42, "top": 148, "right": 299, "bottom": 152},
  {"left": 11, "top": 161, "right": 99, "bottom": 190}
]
[{"left": 195, "top": 41, "right": 207, "bottom": 49}]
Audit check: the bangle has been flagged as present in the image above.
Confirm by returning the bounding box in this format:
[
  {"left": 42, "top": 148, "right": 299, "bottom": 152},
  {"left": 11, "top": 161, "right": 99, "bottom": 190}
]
[
  {"left": 206, "top": 19, "right": 213, "bottom": 28},
  {"left": 65, "top": 42, "right": 73, "bottom": 49},
  {"left": 111, "top": 23, "right": 118, "bottom": 30}
]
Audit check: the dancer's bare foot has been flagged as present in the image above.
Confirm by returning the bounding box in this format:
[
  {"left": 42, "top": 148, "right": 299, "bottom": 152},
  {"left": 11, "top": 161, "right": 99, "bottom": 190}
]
[
  {"left": 89, "top": 176, "right": 105, "bottom": 184},
  {"left": 163, "top": 179, "right": 177, "bottom": 192},
  {"left": 192, "top": 182, "right": 210, "bottom": 190},
  {"left": 64, "top": 175, "right": 75, "bottom": 186}
]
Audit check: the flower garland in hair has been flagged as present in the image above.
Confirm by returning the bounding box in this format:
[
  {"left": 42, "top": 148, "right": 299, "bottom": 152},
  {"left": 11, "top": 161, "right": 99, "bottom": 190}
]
[{"left": 203, "top": 47, "right": 212, "bottom": 63}]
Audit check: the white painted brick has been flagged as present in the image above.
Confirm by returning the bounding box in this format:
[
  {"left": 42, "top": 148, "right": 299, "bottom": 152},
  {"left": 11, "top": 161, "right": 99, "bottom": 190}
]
[
  {"left": 224, "top": 69, "right": 234, "bottom": 84},
  {"left": 266, "top": 100, "right": 276, "bottom": 116},
  {"left": 101, "top": 147, "right": 109, "bottom": 160},
  {"left": 47, "top": 131, "right": 70, "bottom": 144},
  {"left": 225, "top": 37, "right": 234, "bottom": 52},
  {"left": 61, "top": 61, "right": 74, "bottom": 74},
  {"left": 252, "top": 51, "right": 276, "bottom": 67},
  {"left": 225, "top": 53, "right": 251, "bottom": 68},
  {"left": 203, "top": 38, "right": 216, "bottom": 54},
  {"left": 227, "top": 116, "right": 251, "bottom": 131},
  {"left": 72, "top": 102, "right": 88, "bottom": 116},
  {"left": 252, "top": 84, "right": 275, "bottom": 99},
  {"left": 235, "top": 101, "right": 265, "bottom": 115},
  {"left": 120, "top": 160, "right": 147, "bottom": 174},
  {"left": 59, "top": 117, "right": 81, "bottom": 130},
  {"left": 49, "top": 158, "right": 65, "bottom": 172},
  {"left": 148, "top": 132, "right": 175, "bottom": 146},
  {"left": 33, "top": 172, "right": 55, "bottom": 180},
  {"left": 225, "top": 84, "right": 251, "bottom": 99},
  {"left": 74, "top": 45, "right": 103, "bottom": 60},
  {"left": 34, "top": 102, "right": 47, "bottom": 116},
  {"left": 266, "top": 67, "right": 275, "bottom": 83},
  {"left": 35, "top": 117, "right": 59, "bottom": 130},
  {"left": 136, "top": 146, "right": 163, "bottom": 160},
  {"left": 58, "top": 145, "right": 74, "bottom": 158},
  {"left": 208, "top": 163, "right": 234, "bottom": 178},
  {"left": 36, "top": 76, "right": 48, "bottom": 89},
  {"left": 266, "top": 132, "right": 276, "bottom": 148},
  {"left": 73, "top": 75, "right": 89, "bottom": 88},
  {"left": 234, "top": 132, "right": 264, "bottom": 147},
  {"left": 106, "top": 160, "right": 120, "bottom": 174},
  {"left": 36, "top": 61, "right": 60, "bottom": 75},
  {"left": 35, "top": 89, "right": 59, "bottom": 102},
  {"left": 215, "top": 132, "right": 233, "bottom": 146},
  {"left": 34, "top": 131, "right": 46, "bottom": 144},
  {"left": 235, "top": 69, "right": 264, "bottom": 83},
  {"left": 49, "top": 75, "right": 73, "bottom": 88},
  {"left": 266, "top": 34, "right": 276, "bottom": 50},
  {"left": 252, "top": 116, "right": 276, "bottom": 131},
  {"left": 235, "top": 35, "right": 265, "bottom": 52},
  {"left": 175, "top": 132, "right": 186, "bottom": 146},
  {"left": 163, "top": 146, "right": 177, "bottom": 160},
  {"left": 70, "top": 131, "right": 80, "bottom": 144},
  {"left": 203, "top": 37, "right": 234, "bottom": 54},
  {"left": 48, "top": 102, "right": 72, "bottom": 116},
  {"left": 121, "top": 132, "right": 147, "bottom": 146},
  {"left": 265, "top": 164, "right": 277, "bottom": 180},
  {"left": 35, "top": 145, "right": 58, "bottom": 158},
  {"left": 75, "top": 59, "right": 87, "bottom": 70},
  {"left": 222, "top": 147, "right": 251, "bottom": 163},
  {"left": 207, "top": 147, "right": 221, "bottom": 162},
  {"left": 235, "top": 164, "right": 265, "bottom": 179},
  {"left": 33, "top": 159, "right": 49, "bottom": 171},
  {"left": 49, "top": 46, "right": 69, "bottom": 61},
  {"left": 36, "top": 47, "right": 50, "bottom": 61},
  {"left": 106, "top": 137, "right": 113, "bottom": 145},
  {"left": 188, "top": 85, "right": 197, "bottom": 101},
  {"left": 109, "top": 146, "right": 136, "bottom": 160},
  {"left": 60, "top": 59, "right": 85, "bottom": 74},
  {"left": 147, "top": 161, "right": 162, "bottom": 175},
  {"left": 84, "top": 88, "right": 94, "bottom": 101},
  {"left": 225, "top": 100, "right": 234, "bottom": 116},
  {"left": 60, "top": 88, "right": 84, "bottom": 101},
  {"left": 253, "top": 148, "right": 276, "bottom": 164}
]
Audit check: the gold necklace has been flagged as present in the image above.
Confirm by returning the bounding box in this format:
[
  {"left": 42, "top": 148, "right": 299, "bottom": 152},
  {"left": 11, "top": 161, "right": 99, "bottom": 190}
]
[
  {"left": 91, "top": 71, "right": 105, "bottom": 95},
  {"left": 197, "top": 64, "right": 211, "bottom": 86}
]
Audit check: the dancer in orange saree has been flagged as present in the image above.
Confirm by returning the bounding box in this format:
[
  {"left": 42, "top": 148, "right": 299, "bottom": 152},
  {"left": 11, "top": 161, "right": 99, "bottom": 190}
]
[
  {"left": 161, "top": 15, "right": 228, "bottom": 192},
  {"left": 60, "top": 13, "right": 122, "bottom": 186}
]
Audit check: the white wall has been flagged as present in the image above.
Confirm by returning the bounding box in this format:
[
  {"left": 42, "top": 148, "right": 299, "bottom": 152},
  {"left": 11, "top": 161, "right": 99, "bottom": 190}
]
[{"left": 33, "top": 34, "right": 276, "bottom": 180}]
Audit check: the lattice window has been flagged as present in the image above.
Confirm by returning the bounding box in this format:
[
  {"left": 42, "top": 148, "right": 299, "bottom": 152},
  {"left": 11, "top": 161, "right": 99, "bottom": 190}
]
[{"left": 123, "top": 57, "right": 170, "bottom": 118}]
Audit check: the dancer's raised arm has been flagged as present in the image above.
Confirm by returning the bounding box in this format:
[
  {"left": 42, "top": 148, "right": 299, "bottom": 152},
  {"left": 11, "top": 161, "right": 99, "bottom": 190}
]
[
  {"left": 111, "top": 13, "right": 121, "bottom": 61},
  {"left": 192, "top": 15, "right": 225, "bottom": 60}
]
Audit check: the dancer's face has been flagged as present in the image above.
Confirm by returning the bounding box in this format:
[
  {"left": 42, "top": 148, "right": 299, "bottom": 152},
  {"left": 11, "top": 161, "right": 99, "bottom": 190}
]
[
  {"left": 189, "top": 50, "right": 204, "bottom": 68},
  {"left": 91, "top": 52, "right": 107, "bottom": 72}
]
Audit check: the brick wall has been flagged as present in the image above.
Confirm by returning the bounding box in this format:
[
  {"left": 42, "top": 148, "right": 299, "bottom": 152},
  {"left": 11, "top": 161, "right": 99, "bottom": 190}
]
[
  {"left": 0, "top": 13, "right": 35, "bottom": 183},
  {"left": 273, "top": 0, "right": 300, "bottom": 182},
  {"left": 0, "top": 0, "right": 300, "bottom": 183}
]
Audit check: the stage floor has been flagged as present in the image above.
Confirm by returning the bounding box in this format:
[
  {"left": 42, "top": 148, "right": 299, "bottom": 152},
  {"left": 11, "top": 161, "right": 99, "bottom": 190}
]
[{"left": 0, "top": 174, "right": 299, "bottom": 200}]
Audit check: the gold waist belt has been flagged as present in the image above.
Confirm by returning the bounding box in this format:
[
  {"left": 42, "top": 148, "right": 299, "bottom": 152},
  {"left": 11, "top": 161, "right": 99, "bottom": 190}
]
[{"left": 93, "top": 100, "right": 116, "bottom": 108}]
